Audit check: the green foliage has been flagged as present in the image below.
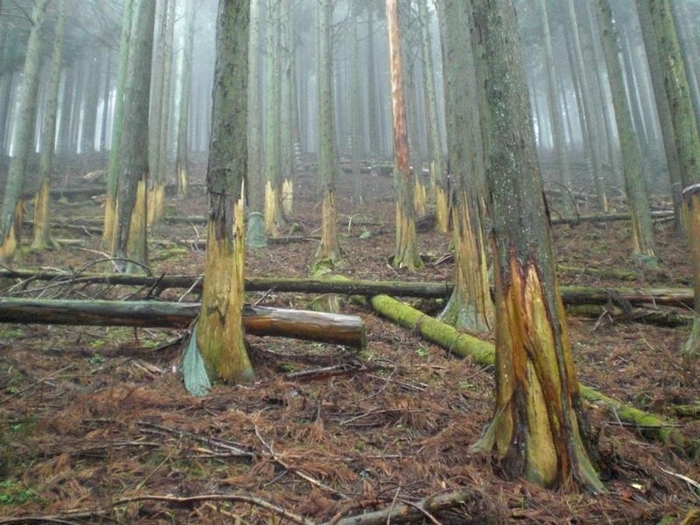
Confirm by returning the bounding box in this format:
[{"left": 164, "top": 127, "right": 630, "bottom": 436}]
[{"left": 0, "top": 480, "right": 37, "bottom": 505}]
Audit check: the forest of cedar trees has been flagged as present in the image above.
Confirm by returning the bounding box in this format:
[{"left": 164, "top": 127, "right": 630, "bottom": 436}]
[{"left": 0, "top": 0, "right": 699, "bottom": 522}]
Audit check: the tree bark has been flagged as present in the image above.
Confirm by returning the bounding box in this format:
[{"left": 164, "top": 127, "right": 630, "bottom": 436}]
[
  {"left": 0, "top": 0, "right": 50, "bottom": 262},
  {"left": 386, "top": 0, "right": 422, "bottom": 271},
  {"left": 196, "top": 0, "right": 254, "bottom": 383},
  {"left": 472, "top": 0, "right": 602, "bottom": 491},
  {"left": 111, "top": 0, "right": 155, "bottom": 271},
  {"left": 316, "top": 0, "right": 339, "bottom": 265},
  {"left": 0, "top": 299, "right": 366, "bottom": 348},
  {"left": 31, "top": 0, "right": 66, "bottom": 251},
  {"left": 596, "top": 0, "right": 657, "bottom": 266}
]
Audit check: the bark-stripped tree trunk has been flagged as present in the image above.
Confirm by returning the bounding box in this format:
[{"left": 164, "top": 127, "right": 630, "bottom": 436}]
[
  {"left": 175, "top": 0, "right": 194, "bottom": 199},
  {"left": 438, "top": 0, "right": 493, "bottom": 332},
  {"left": 418, "top": 0, "right": 447, "bottom": 233},
  {"left": 264, "top": 0, "right": 285, "bottom": 235},
  {"left": 316, "top": 0, "right": 339, "bottom": 266},
  {"left": 0, "top": 0, "right": 50, "bottom": 263},
  {"left": 643, "top": 0, "right": 700, "bottom": 355},
  {"left": 246, "top": 0, "right": 266, "bottom": 248},
  {"left": 386, "top": 0, "right": 422, "bottom": 270},
  {"left": 596, "top": 0, "right": 657, "bottom": 267},
  {"left": 103, "top": 0, "right": 134, "bottom": 248},
  {"left": 471, "top": 0, "right": 603, "bottom": 492},
  {"left": 280, "top": 2, "right": 295, "bottom": 217},
  {"left": 196, "top": 0, "right": 254, "bottom": 383},
  {"left": 111, "top": 0, "right": 156, "bottom": 272},
  {"left": 32, "top": 0, "right": 67, "bottom": 251},
  {"left": 148, "top": 0, "right": 175, "bottom": 226}
]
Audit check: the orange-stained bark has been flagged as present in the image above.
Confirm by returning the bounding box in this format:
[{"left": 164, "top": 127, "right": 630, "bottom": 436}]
[{"left": 387, "top": 0, "right": 421, "bottom": 270}]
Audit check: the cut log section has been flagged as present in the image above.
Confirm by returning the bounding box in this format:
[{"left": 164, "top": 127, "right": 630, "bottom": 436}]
[{"left": 0, "top": 298, "right": 366, "bottom": 348}]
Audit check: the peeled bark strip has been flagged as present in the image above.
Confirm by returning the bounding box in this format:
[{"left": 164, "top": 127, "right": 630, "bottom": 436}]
[{"left": 0, "top": 298, "right": 365, "bottom": 348}]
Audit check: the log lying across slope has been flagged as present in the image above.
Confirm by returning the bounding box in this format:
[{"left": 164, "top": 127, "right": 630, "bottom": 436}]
[
  {"left": 0, "top": 269, "right": 694, "bottom": 307},
  {"left": 0, "top": 299, "right": 366, "bottom": 348}
]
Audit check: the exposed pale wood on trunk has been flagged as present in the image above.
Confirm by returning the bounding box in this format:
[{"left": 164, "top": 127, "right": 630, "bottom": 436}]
[{"left": 0, "top": 299, "right": 366, "bottom": 348}]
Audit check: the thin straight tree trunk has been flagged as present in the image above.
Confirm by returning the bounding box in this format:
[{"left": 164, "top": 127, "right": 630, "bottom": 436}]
[
  {"left": 564, "top": 0, "right": 607, "bottom": 211},
  {"left": 350, "top": 4, "right": 363, "bottom": 206},
  {"left": 438, "top": 0, "right": 493, "bottom": 332},
  {"left": 644, "top": 0, "right": 700, "bottom": 355},
  {"left": 315, "top": 0, "right": 339, "bottom": 265},
  {"left": 539, "top": 0, "right": 574, "bottom": 216},
  {"left": 636, "top": 0, "right": 684, "bottom": 235},
  {"left": 175, "top": 0, "right": 193, "bottom": 199},
  {"left": 366, "top": 8, "right": 381, "bottom": 158},
  {"left": 150, "top": 0, "right": 175, "bottom": 225},
  {"left": 0, "top": 0, "right": 50, "bottom": 262},
  {"left": 597, "top": 0, "right": 657, "bottom": 266},
  {"left": 81, "top": 51, "right": 100, "bottom": 153},
  {"left": 195, "top": 0, "right": 254, "bottom": 384},
  {"left": 100, "top": 49, "right": 112, "bottom": 151},
  {"left": 56, "top": 65, "right": 74, "bottom": 155},
  {"left": 419, "top": 0, "right": 448, "bottom": 233},
  {"left": 386, "top": 0, "right": 422, "bottom": 270},
  {"left": 112, "top": 0, "right": 156, "bottom": 272},
  {"left": 471, "top": 0, "right": 602, "bottom": 493},
  {"left": 264, "top": 0, "right": 285, "bottom": 235},
  {"left": 103, "top": 0, "right": 134, "bottom": 248},
  {"left": 280, "top": 2, "right": 294, "bottom": 216},
  {"left": 246, "top": 0, "right": 266, "bottom": 248},
  {"left": 32, "top": 0, "right": 66, "bottom": 251}
]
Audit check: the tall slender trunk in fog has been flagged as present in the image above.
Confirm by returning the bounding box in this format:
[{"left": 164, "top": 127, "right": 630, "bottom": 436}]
[
  {"left": 471, "top": 0, "right": 602, "bottom": 493},
  {"left": 418, "top": 0, "right": 447, "bottom": 233},
  {"left": 316, "top": 0, "right": 339, "bottom": 265},
  {"left": 539, "top": 0, "right": 573, "bottom": 216},
  {"left": 112, "top": 0, "right": 156, "bottom": 272},
  {"left": 597, "top": 0, "right": 657, "bottom": 266},
  {"left": 0, "top": 0, "right": 50, "bottom": 262},
  {"left": 103, "top": 0, "right": 134, "bottom": 248},
  {"left": 636, "top": 0, "right": 684, "bottom": 235},
  {"left": 670, "top": 2, "right": 700, "bottom": 125},
  {"left": 195, "top": 0, "right": 254, "bottom": 385},
  {"left": 644, "top": 0, "right": 700, "bottom": 355},
  {"left": 82, "top": 51, "right": 100, "bottom": 153},
  {"left": 175, "top": 0, "right": 193, "bottom": 199},
  {"left": 100, "top": 50, "right": 112, "bottom": 152},
  {"left": 564, "top": 0, "right": 607, "bottom": 211},
  {"left": 387, "top": 0, "right": 422, "bottom": 271},
  {"left": 264, "top": 0, "right": 285, "bottom": 235},
  {"left": 32, "top": 0, "right": 66, "bottom": 251},
  {"left": 246, "top": 0, "right": 266, "bottom": 248},
  {"left": 366, "top": 7, "right": 381, "bottom": 158},
  {"left": 350, "top": 4, "right": 363, "bottom": 205},
  {"left": 438, "top": 0, "right": 493, "bottom": 332},
  {"left": 0, "top": 19, "right": 11, "bottom": 154},
  {"left": 148, "top": 0, "right": 174, "bottom": 226},
  {"left": 280, "top": 2, "right": 294, "bottom": 216}
]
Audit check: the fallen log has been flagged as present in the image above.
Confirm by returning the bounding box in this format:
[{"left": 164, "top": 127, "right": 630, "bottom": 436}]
[
  {"left": 0, "top": 298, "right": 366, "bottom": 348},
  {"left": 369, "top": 294, "right": 688, "bottom": 450},
  {"left": 551, "top": 210, "right": 674, "bottom": 226},
  {"left": 0, "top": 269, "right": 693, "bottom": 307}
]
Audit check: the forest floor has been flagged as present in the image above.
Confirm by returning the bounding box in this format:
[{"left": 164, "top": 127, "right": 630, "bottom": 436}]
[{"left": 0, "top": 155, "right": 699, "bottom": 524}]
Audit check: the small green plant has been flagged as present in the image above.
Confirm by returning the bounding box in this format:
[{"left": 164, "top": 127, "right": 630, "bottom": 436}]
[
  {"left": 0, "top": 480, "right": 37, "bottom": 505},
  {"left": 459, "top": 380, "right": 477, "bottom": 391},
  {"left": 89, "top": 352, "right": 105, "bottom": 366},
  {"left": 415, "top": 347, "right": 430, "bottom": 358}
]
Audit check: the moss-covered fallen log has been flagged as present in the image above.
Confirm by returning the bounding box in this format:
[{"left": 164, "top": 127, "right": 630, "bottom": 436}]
[
  {"left": 369, "top": 294, "right": 690, "bottom": 450},
  {"left": 0, "top": 298, "right": 366, "bottom": 348},
  {"left": 0, "top": 268, "right": 693, "bottom": 307}
]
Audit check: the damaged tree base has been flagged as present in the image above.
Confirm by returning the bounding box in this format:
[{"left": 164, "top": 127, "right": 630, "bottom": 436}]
[{"left": 0, "top": 298, "right": 366, "bottom": 348}]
